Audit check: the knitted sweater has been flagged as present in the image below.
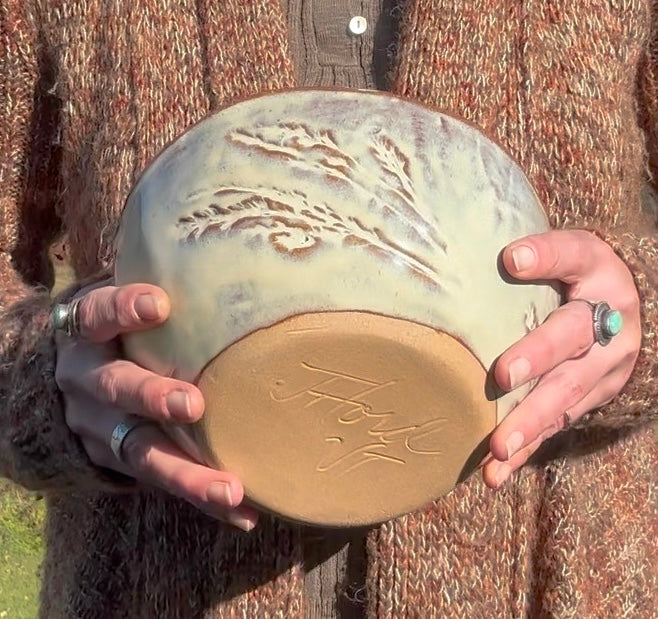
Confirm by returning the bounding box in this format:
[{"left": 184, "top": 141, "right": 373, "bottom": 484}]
[{"left": 1, "top": 1, "right": 658, "bottom": 617}]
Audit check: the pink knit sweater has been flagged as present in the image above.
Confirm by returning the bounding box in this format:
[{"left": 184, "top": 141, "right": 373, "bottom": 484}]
[{"left": 1, "top": 1, "right": 657, "bottom": 616}]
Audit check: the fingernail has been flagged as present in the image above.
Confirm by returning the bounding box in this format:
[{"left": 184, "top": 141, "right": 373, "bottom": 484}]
[
  {"left": 134, "top": 294, "right": 162, "bottom": 321},
  {"left": 166, "top": 390, "right": 192, "bottom": 420},
  {"left": 511, "top": 245, "right": 536, "bottom": 272},
  {"left": 505, "top": 431, "right": 525, "bottom": 459},
  {"left": 206, "top": 482, "right": 234, "bottom": 508},
  {"left": 495, "top": 463, "right": 512, "bottom": 487},
  {"left": 508, "top": 357, "right": 531, "bottom": 389},
  {"left": 226, "top": 511, "right": 256, "bottom": 533}
]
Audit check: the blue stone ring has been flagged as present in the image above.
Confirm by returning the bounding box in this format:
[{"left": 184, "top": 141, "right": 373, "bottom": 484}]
[{"left": 576, "top": 300, "right": 623, "bottom": 347}]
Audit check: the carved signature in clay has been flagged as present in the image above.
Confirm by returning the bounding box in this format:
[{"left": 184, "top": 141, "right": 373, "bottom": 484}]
[
  {"left": 270, "top": 362, "right": 447, "bottom": 476},
  {"left": 176, "top": 122, "right": 449, "bottom": 290}
]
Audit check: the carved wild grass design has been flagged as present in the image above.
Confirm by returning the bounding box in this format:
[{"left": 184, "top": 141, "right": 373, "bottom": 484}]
[{"left": 176, "top": 122, "right": 447, "bottom": 290}]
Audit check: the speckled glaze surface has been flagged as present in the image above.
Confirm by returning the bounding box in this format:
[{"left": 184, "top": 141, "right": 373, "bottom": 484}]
[
  {"left": 114, "top": 90, "right": 560, "bottom": 523},
  {"left": 116, "top": 89, "right": 558, "bottom": 413}
]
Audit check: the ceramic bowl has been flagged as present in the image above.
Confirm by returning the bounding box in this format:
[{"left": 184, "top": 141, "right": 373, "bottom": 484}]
[{"left": 114, "top": 89, "right": 560, "bottom": 527}]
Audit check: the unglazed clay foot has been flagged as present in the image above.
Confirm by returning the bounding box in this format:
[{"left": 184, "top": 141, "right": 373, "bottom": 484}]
[
  {"left": 189, "top": 312, "right": 494, "bottom": 526},
  {"left": 114, "top": 89, "right": 560, "bottom": 526}
]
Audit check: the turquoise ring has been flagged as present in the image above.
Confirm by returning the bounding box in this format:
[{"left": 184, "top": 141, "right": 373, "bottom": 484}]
[{"left": 590, "top": 301, "right": 623, "bottom": 347}]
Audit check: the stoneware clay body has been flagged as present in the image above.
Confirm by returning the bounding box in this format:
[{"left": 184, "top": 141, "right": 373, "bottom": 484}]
[{"left": 114, "top": 89, "right": 560, "bottom": 527}]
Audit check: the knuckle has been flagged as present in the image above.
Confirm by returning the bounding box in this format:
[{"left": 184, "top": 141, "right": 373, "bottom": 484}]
[
  {"left": 537, "top": 336, "right": 557, "bottom": 364},
  {"left": 536, "top": 408, "right": 557, "bottom": 434},
  {"left": 147, "top": 466, "right": 191, "bottom": 502},
  {"left": 597, "top": 239, "right": 619, "bottom": 263},
  {"left": 96, "top": 367, "right": 121, "bottom": 404},
  {"left": 120, "top": 430, "right": 152, "bottom": 471},
  {"left": 573, "top": 229, "right": 600, "bottom": 249},
  {"left": 79, "top": 292, "right": 101, "bottom": 334},
  {"left": 546, "top": 243, "right": 562, "bottom": 274},
  {"left": 620, "top": 290, "right": 640, "bottom": 317},
  {"left": 560, "top": 376, "right": 585, "bottom": 404},
  {"left": 550, "top": 417, "right": 564, "bottom": 434},
  {"left": 573, "top": 310, "right": 594, "bottom": 354},
  {"left": 165, "top": 467, "right": 194, "bottom": 499},
  {"left": 567, "top": 241, "right": 589, "bottom": 276},
  {"left": 112, "top": 287, "right": 137, "bottom": 329},
  {"left": 138, "top": 375, "right": 168, "bottom": 416},
  {"left": 547, "top": 418, "right": 564, "bottom": 436},
  {"left": 162, "top": 463, "right": 211, "bottom": 505},
  {"left": 526, "top": 333, "right": 555, "bottom": 369},
  {"left": 556, "top": 303, "right": 592, "bottom": 356}
]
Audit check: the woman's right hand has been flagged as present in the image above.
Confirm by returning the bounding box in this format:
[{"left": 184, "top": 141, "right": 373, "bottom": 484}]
[{"left": 55, "top": 279, "right": 258, "bottom": 532}]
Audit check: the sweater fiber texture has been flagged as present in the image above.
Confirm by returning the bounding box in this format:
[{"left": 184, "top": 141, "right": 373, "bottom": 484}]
[{"left": 1, "top": 1, "right": 658, "bottom": 617}]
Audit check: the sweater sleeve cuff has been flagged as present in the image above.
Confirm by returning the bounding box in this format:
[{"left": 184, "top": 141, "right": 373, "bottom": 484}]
[
  {"left": 1, "top": 283, "right": 133, "bottom": 492},
  {"left": 577, "top": 230, "right": 658, "bottom": 430}
]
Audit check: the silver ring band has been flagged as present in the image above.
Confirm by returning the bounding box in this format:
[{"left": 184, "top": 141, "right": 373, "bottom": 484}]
[
  {"left": 110, "top": 418, "right": 151, "bottom": 464},
  {"left": 50, "top": 297, "right": 83, "bottom": 337},
  {"left": 572, "top": 299, "right": 623, "bottom": 347}
]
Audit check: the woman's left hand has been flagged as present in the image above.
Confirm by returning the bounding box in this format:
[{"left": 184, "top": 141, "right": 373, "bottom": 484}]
[{"left": 483, "top": 229, "right": 641, "bottom": 488}]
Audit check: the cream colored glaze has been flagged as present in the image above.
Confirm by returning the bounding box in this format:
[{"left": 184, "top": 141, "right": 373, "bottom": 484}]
[{"left": 115, "top": 90, "right": 560, "bottom": 424}]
